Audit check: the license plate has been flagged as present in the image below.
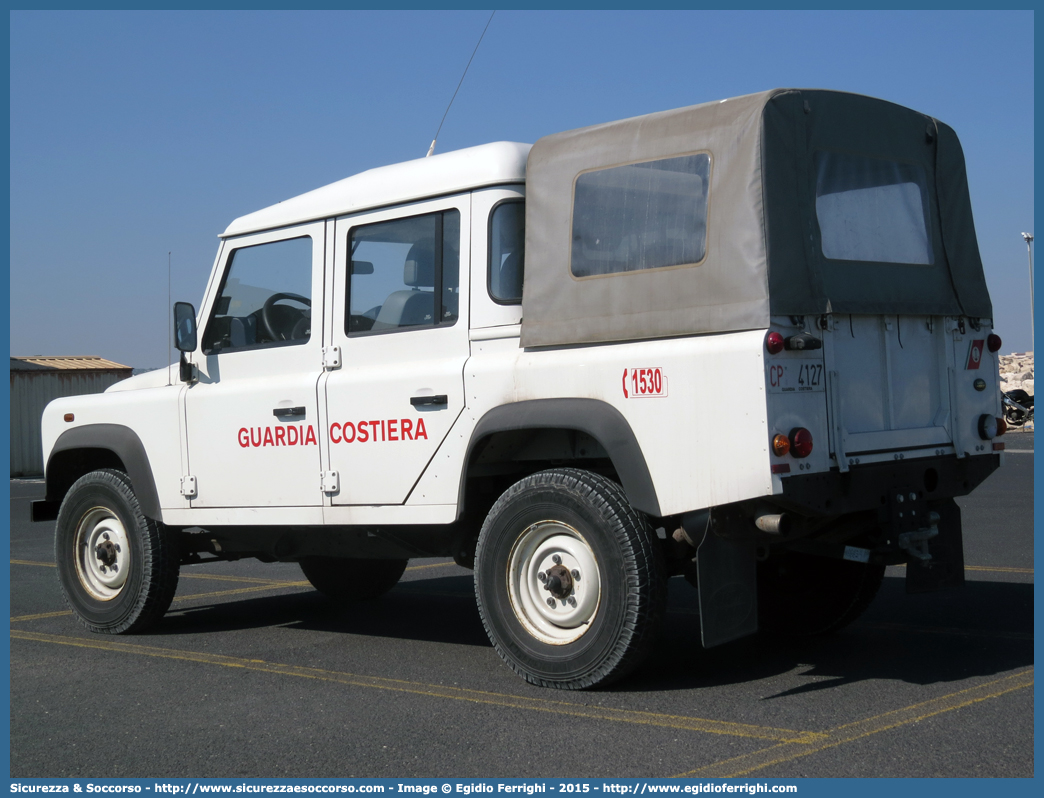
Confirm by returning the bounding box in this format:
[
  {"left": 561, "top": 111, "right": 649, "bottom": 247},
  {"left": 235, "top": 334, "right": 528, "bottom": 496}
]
[{"left": 767, "top": 362, "right": 825, "bottom": 394}]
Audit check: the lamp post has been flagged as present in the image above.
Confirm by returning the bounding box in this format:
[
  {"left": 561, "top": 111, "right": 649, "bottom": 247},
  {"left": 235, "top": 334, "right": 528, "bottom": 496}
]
[{"left": 1021, "top": 232, "right": 1034, "bottom": 347}]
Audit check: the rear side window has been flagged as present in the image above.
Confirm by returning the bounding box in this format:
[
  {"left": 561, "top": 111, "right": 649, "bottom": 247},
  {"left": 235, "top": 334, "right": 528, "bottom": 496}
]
[
  {"left": 570, "top": 153, "right": 710, "bottom": 278},
  {"left": 815, "top": 152, "right": 934, "bottom": 265},
  {"left": 346, "top": 210, "right": 460, "bottom": 335}
]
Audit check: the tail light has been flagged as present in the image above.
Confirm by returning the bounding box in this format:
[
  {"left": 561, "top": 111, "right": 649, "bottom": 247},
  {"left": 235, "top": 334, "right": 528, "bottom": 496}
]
[
  {"left": 987, "top": 334, "right": 1002, "bottom": 353},
  {"left": 772, "top": 434, "right": 791, "bottom": 457},
  {"left": 765, "top": 331, "right": 784, "bottom": 355},
  {"left": 789, "top": 428, "right": 814, "bottom": 458},
  {"left": 996, "top": 416, "right": 1007, "bottom": 437}
]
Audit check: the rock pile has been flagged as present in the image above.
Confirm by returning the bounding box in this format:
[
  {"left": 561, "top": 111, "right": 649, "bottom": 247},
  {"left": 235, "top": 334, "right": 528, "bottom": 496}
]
[{"left": 999, "top": 352, "right": 1034, "bottom": 395}]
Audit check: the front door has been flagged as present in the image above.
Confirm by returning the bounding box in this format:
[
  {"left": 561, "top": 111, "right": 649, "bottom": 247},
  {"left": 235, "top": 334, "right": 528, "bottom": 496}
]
[
  {"left": 183, "top": 222, "right": 326, "bottom": 508},
  {"left": 324, "top": 198, "right": 471, "bottom": 506}
]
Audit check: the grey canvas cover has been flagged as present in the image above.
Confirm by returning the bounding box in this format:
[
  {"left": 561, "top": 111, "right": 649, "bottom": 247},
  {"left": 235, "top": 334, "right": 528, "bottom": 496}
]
[{"left": 521, "top": 89, "right": 991, "bottom": 348}]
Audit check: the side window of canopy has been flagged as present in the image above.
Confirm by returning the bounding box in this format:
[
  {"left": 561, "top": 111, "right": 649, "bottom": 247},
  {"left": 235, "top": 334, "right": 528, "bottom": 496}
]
[
  {"left": 570, "top": 153, "right": 711, "bottom": 278},
  {"left": 815, "top": 152, "right": 934, "bottom": 265}
]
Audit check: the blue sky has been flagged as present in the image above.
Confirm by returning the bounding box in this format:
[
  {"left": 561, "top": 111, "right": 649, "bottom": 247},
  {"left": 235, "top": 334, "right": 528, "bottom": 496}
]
[{"left": 9, "top": 9, "right": 1034, "bottom": 367}]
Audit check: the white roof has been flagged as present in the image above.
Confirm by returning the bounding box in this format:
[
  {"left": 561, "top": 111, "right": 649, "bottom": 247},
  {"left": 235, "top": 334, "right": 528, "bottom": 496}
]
[{"left": 222, "top": 141, "right": 531, "bottom": 238}]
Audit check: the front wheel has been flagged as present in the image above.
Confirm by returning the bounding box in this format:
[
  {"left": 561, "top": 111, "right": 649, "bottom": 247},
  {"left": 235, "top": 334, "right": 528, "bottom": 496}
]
[
  {"left": 55, "top": 469, "right": 180, "bottom": 634},
  {"left": 475, "top": 469, "right": 665, "bottom": 689}
]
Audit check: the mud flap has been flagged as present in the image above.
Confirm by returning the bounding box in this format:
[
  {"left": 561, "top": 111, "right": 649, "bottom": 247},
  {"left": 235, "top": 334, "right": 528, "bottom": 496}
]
[
  {"left": 683, "top": 511, "right": 759, "bottom": 648},
  {"left": 906, "top": 498, "right": 965, "bottom": 593}
]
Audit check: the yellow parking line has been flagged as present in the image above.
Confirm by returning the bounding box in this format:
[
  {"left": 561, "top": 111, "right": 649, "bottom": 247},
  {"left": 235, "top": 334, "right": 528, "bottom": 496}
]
[
  {"left": 406, "top": 561, "right": 458, "bottom": 571},
  {"left": 168, "top": 582, "right": 312, "bottom": 603},
  {"left": 676, "top": 669, "right": 1033, "bottom": 777},
  {"left": 180, "top": 573, "right": 304, "bottom": 586},
  {"left": 889, "top": 563, "right": 1033, "bottom": 575},
  {"left": 13, "top": 559, "right": 457, "bottom": 576},
  {"left": 10, "top": 610, "right": 71, "bottom": 622},
  {"left": 10, "top": 581, "right": 313, "bottom": 623},
  {"left": 10, "top": 629, "right": 821, "bottom": 743},
  {"left": 965, "top": 565, "right": 1034, "bottom": 574}
]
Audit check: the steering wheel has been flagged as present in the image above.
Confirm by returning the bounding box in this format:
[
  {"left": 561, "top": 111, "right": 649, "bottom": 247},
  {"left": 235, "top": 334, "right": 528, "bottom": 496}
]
[{"left": 261, "top": 293, "right": 312, "bottom": 342}]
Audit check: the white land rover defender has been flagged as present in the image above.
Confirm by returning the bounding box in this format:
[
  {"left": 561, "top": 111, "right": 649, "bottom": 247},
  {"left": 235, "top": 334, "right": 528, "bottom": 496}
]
[{"left": 36, "top": 89, "right": 1006, "bottom": 689}]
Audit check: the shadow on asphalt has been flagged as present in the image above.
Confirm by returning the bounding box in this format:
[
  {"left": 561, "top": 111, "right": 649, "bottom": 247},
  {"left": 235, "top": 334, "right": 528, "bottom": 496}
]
[
  {"left": 150, "top": 572, "right": 1032, "bottom": 696},
  {"left": 155, "top": 574, "right": 491, "bottom": 647},
  {"left": 620, "top": 575, "right": 1033, "bottom": 696}
]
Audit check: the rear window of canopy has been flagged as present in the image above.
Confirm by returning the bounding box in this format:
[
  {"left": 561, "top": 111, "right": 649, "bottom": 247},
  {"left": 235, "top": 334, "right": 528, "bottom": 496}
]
[{"left": 814, "top": 151, "right": 934, "bottom": 266}]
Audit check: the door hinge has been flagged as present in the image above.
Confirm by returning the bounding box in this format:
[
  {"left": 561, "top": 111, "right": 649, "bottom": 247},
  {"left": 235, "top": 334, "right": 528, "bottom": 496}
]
[
  {"left": 322, "top": 470, "right": 340, "bottom": 494},
  {"left": 180, "top": 475, "right": 198, "bottom": 498},
  {"left": 323, "top": 346, "right": 342, "bottom": 370}
]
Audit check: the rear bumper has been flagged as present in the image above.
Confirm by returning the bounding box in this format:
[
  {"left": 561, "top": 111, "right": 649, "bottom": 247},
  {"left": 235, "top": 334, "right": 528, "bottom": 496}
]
[{"left": 776, "top": 453, "right": 999, "bottom": 517}]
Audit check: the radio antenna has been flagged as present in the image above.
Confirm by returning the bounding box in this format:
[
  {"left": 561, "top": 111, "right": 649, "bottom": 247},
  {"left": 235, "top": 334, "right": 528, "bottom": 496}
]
[
  {"left": 427, "top": 10, "right": 495, "bottom": 157},
  {"left": 167, "top": 251, "right": 172, "bottom": 386}
]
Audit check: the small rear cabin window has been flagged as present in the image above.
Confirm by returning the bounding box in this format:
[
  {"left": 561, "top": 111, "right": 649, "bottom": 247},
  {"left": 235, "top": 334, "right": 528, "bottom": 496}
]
[
  {"left": 489, "top": 200, "right": 524, "bottom": 304},
  {"left": 815, "top": 152, "right": 934, "bottom": 265},
  {"left": 570, "top": 153, "right": 710, "bottom": 278}
]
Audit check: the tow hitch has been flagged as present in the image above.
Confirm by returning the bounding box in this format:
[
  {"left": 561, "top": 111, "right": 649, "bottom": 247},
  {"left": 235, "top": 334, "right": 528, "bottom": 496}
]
[
  {"left": 897, "top": 511, "right": 940, "bottom": 562},
  {"left": 903, "top": 500, "right": 965, "bottom": 594}
]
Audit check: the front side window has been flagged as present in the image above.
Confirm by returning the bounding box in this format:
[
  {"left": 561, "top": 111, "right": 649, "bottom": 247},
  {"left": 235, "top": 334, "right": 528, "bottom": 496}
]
[
  {"left": 815, "top": 152, "right": 934, "bottom": 265},
  {"left": 346, "top": 210, "right": 460, "bottom": 335},
  {"left": 489, "top": 201, "right": 524, "bottom": 303},
  {"left": 570, "top": 153, "right": 710, "bottom": 278},
  {"left": 202, "top": 236, "right": 312, "bottom": 355}
]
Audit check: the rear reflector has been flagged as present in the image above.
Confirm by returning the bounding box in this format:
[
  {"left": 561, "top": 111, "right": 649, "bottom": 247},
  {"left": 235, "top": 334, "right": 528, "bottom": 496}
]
[
  {"left": 765, "top": 331, "right": 784, "bottom": 355},
  {"left": 993, "top": 442, "right": 1005, "bottom": 451},
  {"left": 771, "top": 463, "right": 791, "bottom": 474}
]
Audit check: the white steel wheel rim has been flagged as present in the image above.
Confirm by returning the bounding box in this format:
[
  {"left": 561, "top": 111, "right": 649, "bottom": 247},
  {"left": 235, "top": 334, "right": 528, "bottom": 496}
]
[
  {"left": 73, "top": 507, "right": 131, "bottom": 601},
  {"left": 506, "top": 521, "right": 601, "bottom": 645}
]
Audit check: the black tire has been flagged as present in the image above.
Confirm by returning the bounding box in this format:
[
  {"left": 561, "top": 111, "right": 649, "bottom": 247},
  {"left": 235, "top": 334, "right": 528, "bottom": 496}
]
[
  {"left": 757, "top": 549, "right": 885, "bottom": 637},
  {"left": 299, "top": 557, "right": 408, "bottom": 601},
  {"left": 474, "top": 468, "right": 666, "bottom": 690},
  {"left": 55, "top": 469, "right": 180, "bottom": 634}
]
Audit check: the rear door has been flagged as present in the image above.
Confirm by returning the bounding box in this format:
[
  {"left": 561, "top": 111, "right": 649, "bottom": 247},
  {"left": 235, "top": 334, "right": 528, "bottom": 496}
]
[
  {"left": 823, "top": 314, "right": 955, "bottom": 467},
  {"left": 323, "top": 196, "right": 471, "bottom": 506}
]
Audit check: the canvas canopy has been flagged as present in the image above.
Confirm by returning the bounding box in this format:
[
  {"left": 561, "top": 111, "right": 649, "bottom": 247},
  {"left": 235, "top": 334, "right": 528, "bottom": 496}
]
[{"left": 521, "top": 89, "right": 991, "bottom": 348}]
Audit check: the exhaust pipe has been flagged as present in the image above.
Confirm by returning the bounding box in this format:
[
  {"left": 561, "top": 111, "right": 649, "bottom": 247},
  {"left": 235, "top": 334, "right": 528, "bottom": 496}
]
[{"left": 755, "top": 513, "right": 789, "bottom": 535}]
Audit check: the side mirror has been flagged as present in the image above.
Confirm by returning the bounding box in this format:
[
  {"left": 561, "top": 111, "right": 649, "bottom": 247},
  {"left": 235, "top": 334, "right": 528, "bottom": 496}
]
[
  {"left": 173, "top": 302, "right": 198, "bottom": 383},
  {"left": 173, "top": 302, "right": 197, "bottom": 352}
]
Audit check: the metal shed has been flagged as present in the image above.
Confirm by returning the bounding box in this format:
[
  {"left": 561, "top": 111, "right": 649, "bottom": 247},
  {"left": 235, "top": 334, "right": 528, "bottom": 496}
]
[{"left": 10, "top": 356, "right": 133, "bottom": 476}]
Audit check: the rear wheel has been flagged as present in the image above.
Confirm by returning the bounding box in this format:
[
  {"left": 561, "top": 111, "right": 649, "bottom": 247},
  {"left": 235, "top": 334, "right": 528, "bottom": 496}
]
[
  {"left": 299, "top": 557, "right": 407, "bottom": 601},
  {"left": 758, "top": 549, "right": 885, "bottom": 637},
  {"left": 55, "top": 469, "right": 179, "bottom": 634},
  {"left": 475, "top": 468, "right": 665, "bottom": 689}
]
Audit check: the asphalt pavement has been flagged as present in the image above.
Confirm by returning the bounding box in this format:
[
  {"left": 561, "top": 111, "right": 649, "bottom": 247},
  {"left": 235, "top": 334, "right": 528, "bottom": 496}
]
[{"left": 9, "top": 437, "right": 1033, "bottom": 778}]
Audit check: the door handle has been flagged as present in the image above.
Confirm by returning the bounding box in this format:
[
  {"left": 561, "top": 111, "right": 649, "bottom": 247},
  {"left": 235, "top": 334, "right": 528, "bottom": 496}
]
[
  {"left": 273, "top": 406, "right": 306, "bottom": 418},
  {"left": 410, "top": 395, "right": 448, "bottom": 408}
]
